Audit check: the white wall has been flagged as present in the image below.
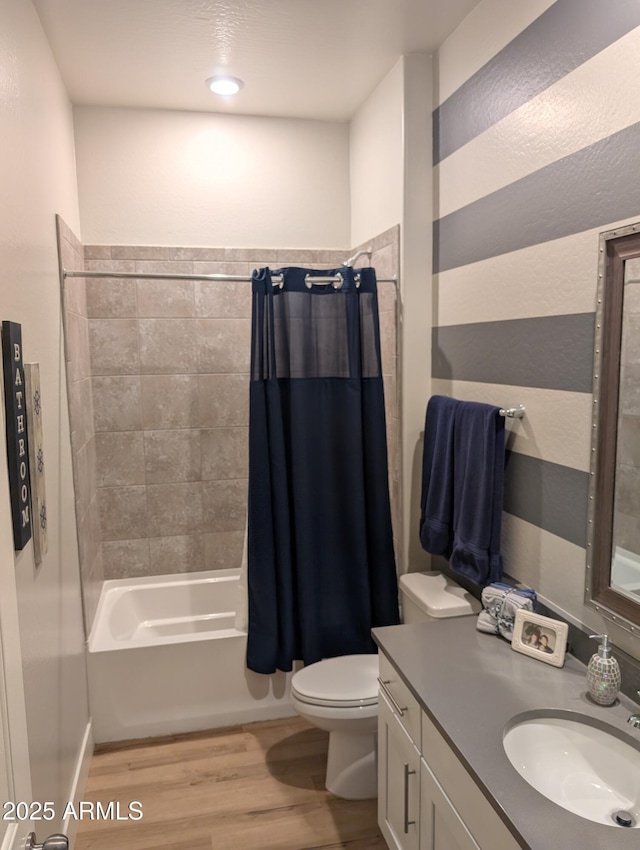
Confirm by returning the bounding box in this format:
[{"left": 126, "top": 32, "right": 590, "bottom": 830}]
[
  {"left": 74, "top": 107, "right": 351, "bottom": 249},
  {"left": 350, "top": 56, "right": 433, "bottom": 573},
  {"left": 0, "top": 0, "right": 90, "bottom": 833},
  {"left": 349, "top": 61, "right": 404, "bottom": 249}
]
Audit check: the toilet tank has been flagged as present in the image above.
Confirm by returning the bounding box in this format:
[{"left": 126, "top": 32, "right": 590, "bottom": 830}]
[{"left": 399, "top": 571, "right": 482, "bottom": 624}]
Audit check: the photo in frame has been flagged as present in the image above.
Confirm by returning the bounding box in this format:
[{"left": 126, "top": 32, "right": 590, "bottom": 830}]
[{"left": 511, "top": 609, "right": 568, "bottom": 668}]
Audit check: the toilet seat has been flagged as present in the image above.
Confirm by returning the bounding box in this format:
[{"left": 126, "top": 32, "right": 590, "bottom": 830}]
[{"left": 291, "top": 654, "right": 379, "bottom": 708}]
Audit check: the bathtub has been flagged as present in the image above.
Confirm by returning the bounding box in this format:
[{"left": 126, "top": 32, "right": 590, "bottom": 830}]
[{"left": 87, "top": 569, "right": 294, "bottom": 743}]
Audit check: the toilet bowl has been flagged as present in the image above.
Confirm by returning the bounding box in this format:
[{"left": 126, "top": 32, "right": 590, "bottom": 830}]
[
  {"left": 290, "top": 571, "right": 482, "bottom": 800},
  {"left": 290, "top": 654, "right": 379, "bottom": 800}
]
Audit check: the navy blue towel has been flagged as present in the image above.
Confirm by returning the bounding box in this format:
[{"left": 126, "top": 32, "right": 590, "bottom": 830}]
[
  {"left": 419, "top": 395, "right": 459, "bottom": 557},
  {"left": 449, "top": 401, "right": 505, "bottom": 585}
]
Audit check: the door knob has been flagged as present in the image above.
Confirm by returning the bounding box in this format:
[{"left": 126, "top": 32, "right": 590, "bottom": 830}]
[{"left": 25, "top": 833, "right": 69, "bottom": 850}]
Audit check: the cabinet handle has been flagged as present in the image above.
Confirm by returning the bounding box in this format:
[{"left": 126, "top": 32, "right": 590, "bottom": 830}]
[
  {"left": 403, "top": 763, "right": 416, "bottom": 833},
  {"left": 377, "top": 676, "right": 408, "bottom": 716}
]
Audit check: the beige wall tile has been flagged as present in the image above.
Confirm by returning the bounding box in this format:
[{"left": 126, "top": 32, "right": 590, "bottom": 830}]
[
  {"left": 144, "top": 430, "right": 201, "bottom": 483},
  {"left": 196, "top": 318, "right": 251, "bottom": 373},
  {"left": 63, "top": 275, "right": 87, "bottom": 318},
  {"left": 173, "top": 247, "right": 226, "bottom": 261},
  {"left": 202, "top": 479, "right": 248, "bottom": 533},
  {"left": 64, "top": 310, "right": 91, "bottom": 382},
  {"left": 201, "top": 428, "right": 248, "bottom": 481},
  {"left": 135, "top": 259, "right": 194, "bottom": 275},
  {"left": 149, "top": 535, "right": 205, "bottom": 574},
  {"left": 136, "top": 280, "right": 195, "bottom": 318},
  {"left": 198, "top": 374, "right": 249, "bottom": 428},
  {"left": 195, "top": 281, "right": 252, "bottom": 318},
  {"left": 146, "top": 482, "right": 203, "bottom": 537},
  {"left": 141, "top": 375, "right": 199, "bottom": 429},
  {"left": 224, "top": 248, "right": 279, "bottom": 263},
  {"left": 98, "top": 485, "right": 148, "bottom": 541},
  {"left": 69, "top": 378, "right": 95, "bottom": 453},
  {"left": 83, "top": 245, "right": 112, "bottom": 260},
  {"left": 86, "top": 279, "right": 137, "bottom": 318},
  {"left": 74, "top": 436, "right": 97, "bottom": 514},
  {"left": 378, "top": 310, "right": 397, "bottom": 375},
  {"left": 89, "top": 318, "right": 140, "bottom": 375},
  {"left": 192, "top": 261, "right": 251, "bottom": 277},
  {"left": 85, "top": 259, "right": 135, "bottom": 275},
  {"left": 102, "top": 539, "right": 150, "bottom": 580},
  {"left": 111, "top": 246, "right": 173, "bottom": 261},
  {"left": 96, "top": 432, "right": 146, "bottom": 487},
  {"left": 139, "top": 318, "right": 198, "bottom": 374},
  {"left": 92, "top": 376, "right": 142, "bottom": 432},
  {"left": 204, "top": 531, "right": 245, "bottom": 571}
]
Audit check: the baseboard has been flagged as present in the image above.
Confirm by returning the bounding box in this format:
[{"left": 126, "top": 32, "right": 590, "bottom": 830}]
[{"left": 63, "top": 720, "right": 94, "bottom": 848}]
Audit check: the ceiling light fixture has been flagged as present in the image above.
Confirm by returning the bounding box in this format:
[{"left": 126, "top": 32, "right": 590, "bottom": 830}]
[{"left": 206, "top": 76, "right": 244, "bottom": 96}]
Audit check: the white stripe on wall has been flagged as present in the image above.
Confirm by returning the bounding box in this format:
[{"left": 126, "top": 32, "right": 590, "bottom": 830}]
[
  {"left": 436, "top": 0, "right": 555, "bottom": 106},
  {"left": 430, "top": 379, "right": 592, "bottom": 473},
  {"left": 437, "top": 24, "right": 640, "bottom": 218},
  {"left": 434, "top": 230, "right": 599, "bottom": 327}
]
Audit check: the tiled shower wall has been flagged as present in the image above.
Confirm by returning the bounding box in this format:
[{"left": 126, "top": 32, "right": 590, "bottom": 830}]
[
  {"left": 57, "top": 217, "right": 103, "bottom": 634},
  {"left": 64, "top": 230, "right": 401, "bottom": 593}
]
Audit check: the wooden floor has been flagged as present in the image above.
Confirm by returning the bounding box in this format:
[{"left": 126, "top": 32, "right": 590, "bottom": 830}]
[{"left": 75, "top": 716, "right": 387, "bottom": 850}]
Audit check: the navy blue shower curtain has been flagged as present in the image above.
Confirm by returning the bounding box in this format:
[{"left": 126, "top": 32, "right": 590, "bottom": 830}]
[{"left": 246, "top": 265, "right": 400, "bottom": 674}]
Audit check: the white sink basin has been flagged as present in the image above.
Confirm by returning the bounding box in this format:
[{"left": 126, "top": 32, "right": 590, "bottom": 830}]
[{"left": 503, "top": 712, "right": 640, "bottom": 827}]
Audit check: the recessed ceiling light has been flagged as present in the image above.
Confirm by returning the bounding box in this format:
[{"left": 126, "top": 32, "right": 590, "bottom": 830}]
[{"left": 206, "top": 76, "right": 244, "bottom": 96}]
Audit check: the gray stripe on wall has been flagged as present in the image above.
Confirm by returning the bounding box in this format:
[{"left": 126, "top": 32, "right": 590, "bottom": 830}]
[
  {"left": 503, "top": 451, "right": 589, "bottom": 548},
  {"left": 433, "top": 0, "right": 640, "bottom": 164},
  {"left": 434, "top": 121, "right": 640, "bottom": 273},
  {"left": 432, "top": 314, "right": 595, "bottom": 393}
]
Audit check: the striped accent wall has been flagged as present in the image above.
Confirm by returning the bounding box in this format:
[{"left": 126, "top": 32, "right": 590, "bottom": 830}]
[{"left": 432, "top": 1, "right": 640, "bottom": 632}]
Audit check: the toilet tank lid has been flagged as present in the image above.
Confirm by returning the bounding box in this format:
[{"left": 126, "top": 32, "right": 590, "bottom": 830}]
[{"left": 399, "top": 571, "right": 481, "bottom": 618}]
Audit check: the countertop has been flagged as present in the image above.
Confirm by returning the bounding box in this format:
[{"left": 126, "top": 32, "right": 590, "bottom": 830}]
[{"left": 373, "top": 617, "right": 640, "bottom": 850}]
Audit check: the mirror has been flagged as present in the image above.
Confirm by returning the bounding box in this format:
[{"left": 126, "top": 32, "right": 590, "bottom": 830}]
[{"left": 588, "top": 222, "right": 640, "bottom": 625}]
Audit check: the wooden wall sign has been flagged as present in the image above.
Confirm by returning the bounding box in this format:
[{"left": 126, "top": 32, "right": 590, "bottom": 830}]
[
  {"left": 1, "top": 322, "right": 32, "bottom": 551},
  {"left": 25, "top": 364, "right": 47, "bottom": 565}
]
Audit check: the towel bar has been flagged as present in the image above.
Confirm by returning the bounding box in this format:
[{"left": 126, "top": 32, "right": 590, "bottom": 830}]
[{"left": 499, "top": 405, "right": 526, "bottom": 419}]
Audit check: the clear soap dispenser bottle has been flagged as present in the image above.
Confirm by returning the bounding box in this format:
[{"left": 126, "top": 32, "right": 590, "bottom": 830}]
[{"left": 587, "top": 634, "right": 621, "bottom": 705}]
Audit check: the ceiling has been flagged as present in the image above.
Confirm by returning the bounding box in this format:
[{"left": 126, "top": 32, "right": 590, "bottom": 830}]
[{"left": 33, "top": 0, "right": 479, "bottom": 122}]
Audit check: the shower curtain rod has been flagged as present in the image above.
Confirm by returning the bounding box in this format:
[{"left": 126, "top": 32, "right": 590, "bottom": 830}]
[{"left": 63, "top": 268, "right": 398, "bottom": 286}]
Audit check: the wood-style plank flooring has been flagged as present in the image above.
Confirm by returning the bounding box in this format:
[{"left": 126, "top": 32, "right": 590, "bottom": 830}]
[{"left": 75, "top": 716, "right": 386, "bottom": 850}]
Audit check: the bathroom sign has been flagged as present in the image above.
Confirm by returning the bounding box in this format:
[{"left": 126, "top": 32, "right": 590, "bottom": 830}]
[
  {"left": 25, "top": 363, "right": 48, "bottom": 565},
  {"left": 1, "top": 322, "right": 32, "bottom": 550}
]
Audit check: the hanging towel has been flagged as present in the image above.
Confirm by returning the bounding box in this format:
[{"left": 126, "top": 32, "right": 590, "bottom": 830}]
[
  {"left": 449, "top": 401, "right": 505, "bottom": 585},
  {"left": 419, "top": 395, "right": 459, "bottom": 557}
]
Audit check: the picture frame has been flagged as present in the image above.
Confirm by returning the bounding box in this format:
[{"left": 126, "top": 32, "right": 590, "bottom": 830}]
[{"left": 511, "top": 609, "right": 568, "bottom": 668}]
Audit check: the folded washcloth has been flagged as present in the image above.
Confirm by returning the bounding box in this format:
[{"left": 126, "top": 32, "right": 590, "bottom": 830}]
[{"left": 476, "top": 582, "right": 537, "bottom": 641}]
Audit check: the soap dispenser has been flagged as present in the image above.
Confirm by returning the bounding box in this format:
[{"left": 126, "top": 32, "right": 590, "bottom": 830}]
[{"left": 587, "top": 634, "right": 621, "bottom": 705}]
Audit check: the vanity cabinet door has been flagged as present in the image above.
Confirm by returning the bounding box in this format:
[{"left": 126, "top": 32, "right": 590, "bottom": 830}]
[
  {"left": 378, "top": 690, "right": 420, "bottom": 850},
  {"left": 420, "top": 758, "right": 481, "bottom": 850}
]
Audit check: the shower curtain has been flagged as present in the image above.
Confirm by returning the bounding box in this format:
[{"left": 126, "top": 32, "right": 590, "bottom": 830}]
[{"left": 246, "top": 265, "right": 400, "bottom": 674}]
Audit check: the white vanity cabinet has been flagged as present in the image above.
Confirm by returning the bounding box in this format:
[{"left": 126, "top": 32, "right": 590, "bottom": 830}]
[
  {"left": 378, "top": 651, "right": 521, "bottom": 850},
  {"left": 419, "top": 757, "right": 480, "bottom": 850},
  {"left": 378, "top": 652, "right": 421, "bottom": 850}
]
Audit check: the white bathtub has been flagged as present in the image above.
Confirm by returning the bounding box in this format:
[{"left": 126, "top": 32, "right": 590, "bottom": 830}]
[{"left": 87, "top": 569, "right": 293, "bottom": 743}]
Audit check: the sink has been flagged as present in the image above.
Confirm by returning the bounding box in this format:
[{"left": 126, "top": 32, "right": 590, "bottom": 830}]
[{"left": 503, "top": 711, "right": 640, "bottom": 827}]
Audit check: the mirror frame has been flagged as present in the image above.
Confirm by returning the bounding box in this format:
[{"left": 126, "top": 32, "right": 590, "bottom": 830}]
[{"left": 587, "top": 222, "right": 640, "bottom": 626}]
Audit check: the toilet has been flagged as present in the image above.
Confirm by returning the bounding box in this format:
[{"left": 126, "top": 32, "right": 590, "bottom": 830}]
[{"left": 290, "top": 570, "right": 481, "bottom": 800}]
